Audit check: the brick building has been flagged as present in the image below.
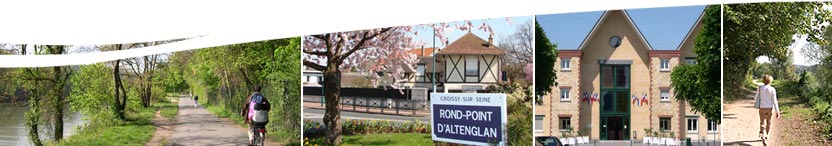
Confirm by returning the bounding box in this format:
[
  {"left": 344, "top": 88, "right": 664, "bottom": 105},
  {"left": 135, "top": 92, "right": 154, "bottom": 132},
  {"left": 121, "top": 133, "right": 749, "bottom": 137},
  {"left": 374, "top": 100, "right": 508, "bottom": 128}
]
[{"left": 535, "top": 9, "right": 719, "bottom": 141}]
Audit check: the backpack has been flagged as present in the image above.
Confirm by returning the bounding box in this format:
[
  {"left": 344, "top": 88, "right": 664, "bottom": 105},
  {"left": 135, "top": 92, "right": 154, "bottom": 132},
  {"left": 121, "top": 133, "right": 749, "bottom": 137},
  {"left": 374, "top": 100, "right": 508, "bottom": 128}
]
[
  {"left": 251, "top": 93, "right": 270, "bottom": 111},
  {"left": 250, "top": 92, "right": 270, "bottom": 124}
]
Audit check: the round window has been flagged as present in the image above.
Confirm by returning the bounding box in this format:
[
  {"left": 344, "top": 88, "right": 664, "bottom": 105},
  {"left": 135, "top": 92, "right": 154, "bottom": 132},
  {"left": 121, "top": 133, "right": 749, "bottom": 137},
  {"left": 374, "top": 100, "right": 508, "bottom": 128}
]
[{"left": 610, "top": 36, "right": 621, "bottom": 48}]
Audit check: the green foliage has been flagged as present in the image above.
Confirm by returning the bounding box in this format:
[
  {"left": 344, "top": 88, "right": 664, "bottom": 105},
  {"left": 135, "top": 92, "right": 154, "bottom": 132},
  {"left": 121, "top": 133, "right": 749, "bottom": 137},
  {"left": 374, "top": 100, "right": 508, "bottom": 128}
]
[
  {"left": 305, "top": 133, "right": 433, "bottom": 146},
  {"left": 670, "top": 5, "right": 721, "bottom": 123},
  {"left": 723, "top": 2, "right": 831, "bottom": 99},
  {"left": 534, "top": 20, "right": 558, "bottom": 96},
  {"left": 49, "top": 106, "right": 157, "bottom": 146},
  {"left": 180, "top": 37, "right": 301, "bottom": 143},
  {"left": 505, "top": 86, "right": 533, "bottom": 146},
  {"left": 488, "top": 82, "right": 533, "bottom": 146},
  {"left": 69, "top": 63, "right": 119, "bottom": 126}
]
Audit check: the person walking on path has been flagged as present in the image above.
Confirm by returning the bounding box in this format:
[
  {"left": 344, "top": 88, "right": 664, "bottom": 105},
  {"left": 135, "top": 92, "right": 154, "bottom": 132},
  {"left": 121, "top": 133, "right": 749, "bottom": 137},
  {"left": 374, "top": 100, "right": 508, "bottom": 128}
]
[
  {"left": 755, "top": 74, "right": 780, "bottom": 145},
  {"left": 194, "top": 95, "right": 199, "bottom": 108}
]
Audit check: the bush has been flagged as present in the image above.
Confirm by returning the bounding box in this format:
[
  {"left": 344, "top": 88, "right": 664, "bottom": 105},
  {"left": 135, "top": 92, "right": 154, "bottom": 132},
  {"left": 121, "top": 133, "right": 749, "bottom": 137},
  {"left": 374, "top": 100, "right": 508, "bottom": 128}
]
[{"left": 303, "top": 119, "right": 429, "bottom": 139}]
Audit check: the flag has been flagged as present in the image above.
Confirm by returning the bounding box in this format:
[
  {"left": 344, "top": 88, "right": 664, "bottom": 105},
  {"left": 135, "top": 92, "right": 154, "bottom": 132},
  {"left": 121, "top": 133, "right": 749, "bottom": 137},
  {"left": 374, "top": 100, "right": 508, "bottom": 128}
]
[
  {"left": 582, "top": 91, "right": 589, "bottom": 103},
  {"left": 631, "top": 94, "right": 638, "bottom": 105},
  {"left": 591, "top": 92, "right": 599, "bottom": 106},
  {"left": 641, "top": 92, "right": 649, "bottom": 105}
]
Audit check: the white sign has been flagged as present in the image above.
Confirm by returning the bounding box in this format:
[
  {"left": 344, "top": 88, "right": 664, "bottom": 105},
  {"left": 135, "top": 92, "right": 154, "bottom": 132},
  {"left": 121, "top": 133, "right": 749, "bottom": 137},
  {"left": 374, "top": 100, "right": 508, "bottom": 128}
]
[{"left": 430, "top": 93, "right": 507, "bottom": 146}]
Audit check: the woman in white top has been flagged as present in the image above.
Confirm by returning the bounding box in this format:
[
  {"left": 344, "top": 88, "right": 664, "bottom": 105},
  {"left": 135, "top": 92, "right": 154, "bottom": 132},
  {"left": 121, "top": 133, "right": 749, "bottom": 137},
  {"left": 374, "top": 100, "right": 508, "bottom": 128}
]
[{"left": 754, "top": 74, "right": 780, "bottom": 142}]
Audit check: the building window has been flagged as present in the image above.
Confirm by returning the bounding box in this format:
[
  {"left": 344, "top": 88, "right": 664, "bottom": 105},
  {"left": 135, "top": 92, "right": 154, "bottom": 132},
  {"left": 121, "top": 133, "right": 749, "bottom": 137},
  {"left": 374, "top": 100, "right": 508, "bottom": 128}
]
[
  {"left": 559, "top": 117, "right": 571, "bottom": 131},
  {"left": 561, "top": 58, "right": 571, "bottom": 70},
  {"left": 687, "top": 117, "right": 698, "bottom": 133},
  {"left": 560, "top": 88, "right": 570, "bottom": 101},
  {"left": 660, "top": 118, "right": 670, "bottom": 131},
  {"left": 660, "top": 89, "right": 670, "bottom": 101},
  {"left": 535, "top": 115, "right": 544, "bottom": 132},
  {"left": 660, "top": 59, "right": 670, "bottom": 70},
  {"left": 708, "top": 119, "right": 718, "bottom": 133},
  {"left": 465, "top": 56, "right": 478, "bottom": 76},
  {"left": 685, "top": 58, "right": 697, "bottom": 65},
  {"left": 416, "top": 64, "right": 426, "bottom": 82}
]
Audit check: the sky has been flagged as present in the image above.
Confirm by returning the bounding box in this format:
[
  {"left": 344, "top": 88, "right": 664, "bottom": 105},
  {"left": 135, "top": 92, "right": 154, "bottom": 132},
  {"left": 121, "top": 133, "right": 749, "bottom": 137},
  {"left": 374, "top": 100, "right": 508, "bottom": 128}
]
[
  {"left": 756, "top": 35, "right": 816, "bottom": 66},
  {"left": 412, "top": 16, "right": 533, "bottom": 49},
  {"left": 536, "top": 6, "right": 705, "bottom": 50}
]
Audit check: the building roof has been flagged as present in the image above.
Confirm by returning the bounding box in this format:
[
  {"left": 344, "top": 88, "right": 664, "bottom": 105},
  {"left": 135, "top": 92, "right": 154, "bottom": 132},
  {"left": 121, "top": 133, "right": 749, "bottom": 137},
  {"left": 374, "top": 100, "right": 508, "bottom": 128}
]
[
  {"left": 674, "top": 10, "right": 706, "bottom": 51},
  {"left": 578, "top": 10, "right": 653, "bottom": 50},
  {"left": 436, "top": 32, "right": 504, "bottom": 55},
  {"left": 407, "top": 47, "right": 436, "bottom": 57}
]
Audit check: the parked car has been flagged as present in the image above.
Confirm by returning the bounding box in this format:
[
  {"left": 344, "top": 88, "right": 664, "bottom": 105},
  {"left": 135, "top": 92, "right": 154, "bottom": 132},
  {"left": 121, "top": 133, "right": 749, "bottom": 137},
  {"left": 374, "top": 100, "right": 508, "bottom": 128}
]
[{"left": 536, "top": 136, "right": 564, "bottom": 146}]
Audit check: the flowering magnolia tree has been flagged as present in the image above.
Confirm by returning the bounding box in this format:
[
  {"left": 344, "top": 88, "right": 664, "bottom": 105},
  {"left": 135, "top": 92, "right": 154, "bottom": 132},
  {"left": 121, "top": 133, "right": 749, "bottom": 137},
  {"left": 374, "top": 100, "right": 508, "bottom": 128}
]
[{"left": 302, "top": 19, "right": 507, "bottom": 145}]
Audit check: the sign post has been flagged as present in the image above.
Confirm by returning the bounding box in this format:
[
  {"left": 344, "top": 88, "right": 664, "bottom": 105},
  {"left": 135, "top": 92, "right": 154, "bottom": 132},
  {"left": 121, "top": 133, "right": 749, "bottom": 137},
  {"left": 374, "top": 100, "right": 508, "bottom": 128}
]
[{"left": 430, "top": 93, "right": 507, "bottom": 145}]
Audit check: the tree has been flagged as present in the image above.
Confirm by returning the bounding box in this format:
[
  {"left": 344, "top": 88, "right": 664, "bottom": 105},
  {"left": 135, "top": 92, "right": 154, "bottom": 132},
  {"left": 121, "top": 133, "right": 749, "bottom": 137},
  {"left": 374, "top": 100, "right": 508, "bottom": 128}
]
[
  {"left": 124, "top": 51, "right": 162, "bottom": 107},
  {"left": 671, "top": 5, "right": 722, "bottom": 123},
  {"left": 105, "top": 44, "right": 130, "bottom": 120},
  {"left": 771, "top": 50, "right": 796, "bottom": 80},
  {"left": 10, "top": 44, "right": 73, "bottom": 145},
  {"left": 303, "top": 27, "right": 417, "bottom": 144},
  {"left": 175, "top": 38, "right": 302, "bottom": 142},
  {"left": 723, "top": 2, "right": 831, "bottom": 98},
  {"left": 499, "top": 20, "right": 535, "bottom": 85},
  {"left": 303, "top": 20, "right": 505, "bottom": 144},
  {"left": 534, "top": 19, "right": 558, "bottom": 100},
  {"left": 499, "top": 19, "right": 534, "bottom": 65},
  {"left": 69, "top": 63, "right": 116, "bottom": 126}
]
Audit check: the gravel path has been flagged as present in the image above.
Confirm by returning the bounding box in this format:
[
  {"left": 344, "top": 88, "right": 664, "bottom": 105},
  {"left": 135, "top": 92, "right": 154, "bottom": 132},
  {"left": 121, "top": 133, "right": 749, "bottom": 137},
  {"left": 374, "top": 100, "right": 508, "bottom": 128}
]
[{"left": 171, "top": 96, "right": 249, "bottom": 146}]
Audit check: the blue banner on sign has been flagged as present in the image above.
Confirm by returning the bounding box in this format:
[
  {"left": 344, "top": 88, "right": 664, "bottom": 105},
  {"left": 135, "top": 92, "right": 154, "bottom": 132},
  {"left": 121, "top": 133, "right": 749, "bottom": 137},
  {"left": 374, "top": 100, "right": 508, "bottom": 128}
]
[{"left": 433, "top": 104, "right": 502, "bottom": 144}]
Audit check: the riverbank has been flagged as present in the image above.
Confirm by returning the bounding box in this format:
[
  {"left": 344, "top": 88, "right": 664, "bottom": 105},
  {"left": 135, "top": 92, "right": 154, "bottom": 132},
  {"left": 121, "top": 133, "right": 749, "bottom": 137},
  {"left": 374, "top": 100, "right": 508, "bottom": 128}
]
[
  {"left": 49, "top": 96, "right": 180, "bottom": 146},
  {"left": 0, "top": 104, "right": 86, "bottom": 146},
  {"left": 48, "top": 106, "right": 156, "bottom": 146}
]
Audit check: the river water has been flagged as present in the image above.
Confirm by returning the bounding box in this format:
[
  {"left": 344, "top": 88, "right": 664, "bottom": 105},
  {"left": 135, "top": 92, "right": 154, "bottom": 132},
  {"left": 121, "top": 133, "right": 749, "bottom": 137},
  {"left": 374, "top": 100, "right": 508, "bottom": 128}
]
[{"left": 0, "top": 105, "right": 86, "bottom": 146}]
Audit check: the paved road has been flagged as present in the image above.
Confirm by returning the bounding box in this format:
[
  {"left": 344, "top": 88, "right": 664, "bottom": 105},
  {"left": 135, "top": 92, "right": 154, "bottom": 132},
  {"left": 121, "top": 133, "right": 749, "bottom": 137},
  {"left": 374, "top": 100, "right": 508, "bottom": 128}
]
[
  {"left": 576, "top": 141, "right": 721, "bottom": 146},
  {"left": 172, "top": 96, "right": 249, "bottom": 146},
  {"left": 303, "top": 108, "right": 429, "bottom": 124}
]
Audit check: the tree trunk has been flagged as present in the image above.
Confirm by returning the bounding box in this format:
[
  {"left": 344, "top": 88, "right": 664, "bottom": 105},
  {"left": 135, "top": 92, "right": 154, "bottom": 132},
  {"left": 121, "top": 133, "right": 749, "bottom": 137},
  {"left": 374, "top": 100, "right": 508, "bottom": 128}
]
[
  {"left": 26, "top": 87, "right": 42, "bottom": 146},
  {"left": 323, "top": 63, "right": 342, "bottom": 145},
  {"left": 113, "top": 45, "right": 126, "bottom": 120},
  {"left": 52, "top": 63, "right": 63, "bottom": 141},
  {"left": 50, "top": 46, "right": 65, "bottom": 141}
]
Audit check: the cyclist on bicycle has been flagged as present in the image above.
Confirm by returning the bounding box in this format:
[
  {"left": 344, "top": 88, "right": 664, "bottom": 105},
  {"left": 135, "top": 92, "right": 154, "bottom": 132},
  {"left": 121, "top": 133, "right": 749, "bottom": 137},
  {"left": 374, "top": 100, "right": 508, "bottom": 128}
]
[{"left": 242, "top": 85, "right": 269, "bottom": 146}]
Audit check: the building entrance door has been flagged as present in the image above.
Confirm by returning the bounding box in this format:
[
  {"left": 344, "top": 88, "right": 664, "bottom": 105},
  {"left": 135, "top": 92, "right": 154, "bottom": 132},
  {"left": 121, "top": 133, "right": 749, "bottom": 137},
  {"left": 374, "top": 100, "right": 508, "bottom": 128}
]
[{"left": 599, "top": 65, "right": 630, "bottom": 140}]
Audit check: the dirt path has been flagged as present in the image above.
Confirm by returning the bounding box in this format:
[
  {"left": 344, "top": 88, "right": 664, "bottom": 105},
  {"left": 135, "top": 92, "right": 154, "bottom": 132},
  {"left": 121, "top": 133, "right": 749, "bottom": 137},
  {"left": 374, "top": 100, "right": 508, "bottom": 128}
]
[
  {"left": 724, "top": 81, "right": 780, "bottom": 146},
  {"left": 146, "top": 110, "right": 176, "bottom": 146}
]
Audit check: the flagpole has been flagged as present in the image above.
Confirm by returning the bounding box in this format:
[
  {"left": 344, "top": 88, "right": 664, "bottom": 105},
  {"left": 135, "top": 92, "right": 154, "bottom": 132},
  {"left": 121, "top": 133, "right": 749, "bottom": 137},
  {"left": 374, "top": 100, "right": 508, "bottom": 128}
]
[{"left": 432, "top": 25, "right": 436, "bottom": 93}]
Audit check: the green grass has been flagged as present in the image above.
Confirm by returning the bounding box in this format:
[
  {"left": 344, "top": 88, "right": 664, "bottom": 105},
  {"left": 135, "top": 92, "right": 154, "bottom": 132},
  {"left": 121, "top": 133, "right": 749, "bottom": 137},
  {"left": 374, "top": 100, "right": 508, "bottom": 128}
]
[
  {"left": 49, "top": 107, "right": 156, "bottom": 146},
  {"left": 203, "top": 103, "right": 246, "bottom": 125},
  {"left": 157, "top": 100, "right": 179, "bottom": 119},
  {"left": 306, "top": 133, "right": 432, "bottom": 146},
  {"left": 52, "top": 124, "right": 154, "bottom": 146}
]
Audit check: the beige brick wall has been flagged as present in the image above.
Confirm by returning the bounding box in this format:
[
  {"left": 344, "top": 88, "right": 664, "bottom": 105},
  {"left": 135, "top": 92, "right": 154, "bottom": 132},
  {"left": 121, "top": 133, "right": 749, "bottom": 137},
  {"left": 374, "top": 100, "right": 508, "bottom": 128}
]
[
  {"left": 649, "top": 57, "right": 683, "bottom": 139},
  {"left": 543, "top": 10, "right": 718, "bottom": 141},
  {"left": 577, "top": 10, "right": 653, "bottom": 139},
  {"left": 548, "top": 56, "right": 582, "bottom": 136}
]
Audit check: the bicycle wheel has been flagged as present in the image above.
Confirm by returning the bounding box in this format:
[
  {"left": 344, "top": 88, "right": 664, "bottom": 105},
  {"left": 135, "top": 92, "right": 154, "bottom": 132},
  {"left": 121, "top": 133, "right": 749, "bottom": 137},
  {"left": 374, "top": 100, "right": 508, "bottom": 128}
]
[{"left": 255, "top": 133, "right": 264, "bottom": 146}]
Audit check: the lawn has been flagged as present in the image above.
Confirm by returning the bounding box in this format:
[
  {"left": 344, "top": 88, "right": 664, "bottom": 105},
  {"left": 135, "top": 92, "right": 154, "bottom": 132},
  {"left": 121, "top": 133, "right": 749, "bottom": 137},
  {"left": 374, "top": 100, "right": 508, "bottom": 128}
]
[
  {"left": 306, "top": 133, "right": 432, "bottom": 146},
  {"left": 49, "top": 106, "right": 156, "bottom": 146},
  {"left": 157, "top": 98, "right": 179, "bottom": 119}
]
